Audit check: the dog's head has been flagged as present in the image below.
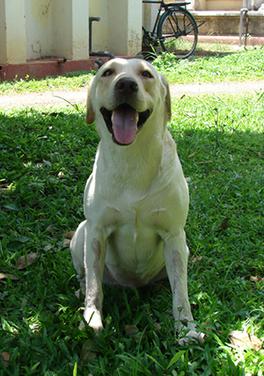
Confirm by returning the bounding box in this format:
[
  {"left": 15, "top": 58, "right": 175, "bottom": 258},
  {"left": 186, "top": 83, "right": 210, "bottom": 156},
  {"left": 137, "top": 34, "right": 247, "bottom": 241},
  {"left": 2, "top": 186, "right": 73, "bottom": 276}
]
[{"left": 86, "top": 58, "right": 171, "bottom": 146}]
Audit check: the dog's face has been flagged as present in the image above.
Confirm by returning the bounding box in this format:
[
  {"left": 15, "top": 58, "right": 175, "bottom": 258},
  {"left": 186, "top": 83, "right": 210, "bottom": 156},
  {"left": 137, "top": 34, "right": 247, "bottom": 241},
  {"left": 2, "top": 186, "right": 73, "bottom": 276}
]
[{"left": 87, "top": 58, "right": 171, "bottom": 146}]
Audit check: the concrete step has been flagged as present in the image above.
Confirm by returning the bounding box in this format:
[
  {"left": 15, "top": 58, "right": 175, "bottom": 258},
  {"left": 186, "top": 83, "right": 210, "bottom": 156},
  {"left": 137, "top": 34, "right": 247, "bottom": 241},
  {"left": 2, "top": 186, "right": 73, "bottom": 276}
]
[
  {"left": 198, "top": 35, "right": 264, "bottom": 45},
  {"left": 190, "top": 9, "right": 264, "bottom": 37}
]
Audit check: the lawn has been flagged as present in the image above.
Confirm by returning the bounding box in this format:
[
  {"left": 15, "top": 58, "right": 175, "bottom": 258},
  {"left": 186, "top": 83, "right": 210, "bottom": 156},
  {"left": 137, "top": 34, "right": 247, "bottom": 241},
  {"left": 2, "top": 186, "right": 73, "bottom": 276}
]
[
  {"left": 153, "top": 46, "right": 264, "bottom": 84},
  {"left": 0, "top": 93, "right": 263, "bottom": 375},
  {"left": 0, "top": 47, "right": 263, "bottom": 94}
]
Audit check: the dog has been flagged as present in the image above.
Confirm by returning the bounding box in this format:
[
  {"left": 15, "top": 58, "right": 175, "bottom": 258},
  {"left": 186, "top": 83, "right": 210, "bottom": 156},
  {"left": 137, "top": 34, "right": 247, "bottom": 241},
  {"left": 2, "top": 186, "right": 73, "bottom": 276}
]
[{"left": 70, "top": 58, "right": 203, "bottom": 343}]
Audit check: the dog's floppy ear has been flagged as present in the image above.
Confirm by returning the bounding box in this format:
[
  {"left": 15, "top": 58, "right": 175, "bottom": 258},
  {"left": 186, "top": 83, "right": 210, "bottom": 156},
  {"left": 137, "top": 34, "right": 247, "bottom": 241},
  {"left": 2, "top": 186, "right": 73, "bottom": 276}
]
[
  {"left": 86, "top": 78, "right": 95, "bottom": 124},
  {"left": 161, "top": 75, "right": 171, "bottom": 121}
]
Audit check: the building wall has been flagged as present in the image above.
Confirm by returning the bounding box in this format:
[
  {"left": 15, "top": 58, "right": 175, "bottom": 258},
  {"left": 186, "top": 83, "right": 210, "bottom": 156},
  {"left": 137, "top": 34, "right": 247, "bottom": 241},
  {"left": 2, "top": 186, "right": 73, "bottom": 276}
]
[
  {"left": 0, "top": 0, "right": 142, "bottom": 65},
  {"left": 0, "top": 0, "right": 27, "bottom": 64},
  {"left": 189, "top": 0, "right": 243, "bottom": 10},
  {"left": 0, "top": 1, "right": 7, "bottom": 63},
  {"left": 127, "top": 0, "right": 143, "bottom": 54},
  {"left": 71, "top": 0, "right": 90, "bottom": 59},
  {"left": 206, "top": 1, "right": 243, "bottom": 10},
  {"left": 90, "top": 0, "right": 142, "bottom": 56},
  {"left": 26, "top": 0, "right": 88, "bottom": 60},
  {"left": 52, "top": 0, "right": 74, "bottom": 59},
  {"left": 143, "top": 1, "right": 160, "bottom": 30},
  {"left": 89, "top": 0, "right": 109, "bottom": 52},
  {"left": 168, "top": 0, "right": 263, "bottom": 10},
  {"left": 25, "top": 0, "right": 54, "bottom": 59}
]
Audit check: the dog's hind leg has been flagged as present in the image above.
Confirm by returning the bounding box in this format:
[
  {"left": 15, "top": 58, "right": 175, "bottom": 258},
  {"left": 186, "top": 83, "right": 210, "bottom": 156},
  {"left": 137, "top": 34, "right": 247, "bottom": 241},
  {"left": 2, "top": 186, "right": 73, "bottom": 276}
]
[{"left": 70, "top": 220, "right": 86, "bottom": 294}]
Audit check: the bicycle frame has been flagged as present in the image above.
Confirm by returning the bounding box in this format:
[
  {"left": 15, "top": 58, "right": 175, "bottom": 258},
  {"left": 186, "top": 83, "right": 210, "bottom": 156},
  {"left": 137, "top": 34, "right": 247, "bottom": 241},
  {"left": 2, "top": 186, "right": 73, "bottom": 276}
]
[
  {"left": 143, "top": 1, "right": 190, "bottom": 37},
  {"left": 142, "top": 0, "right": 197, "bottom": 59}
]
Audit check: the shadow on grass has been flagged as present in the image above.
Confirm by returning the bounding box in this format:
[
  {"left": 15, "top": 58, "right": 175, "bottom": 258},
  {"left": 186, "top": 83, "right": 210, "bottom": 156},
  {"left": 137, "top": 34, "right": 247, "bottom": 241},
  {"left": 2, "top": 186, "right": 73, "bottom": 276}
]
[
  {"left": 195, "top": 49, "right": 238, "bottom": 58},
  {"left": 0, "top": 105, "right": 263, "bottom": 375}
]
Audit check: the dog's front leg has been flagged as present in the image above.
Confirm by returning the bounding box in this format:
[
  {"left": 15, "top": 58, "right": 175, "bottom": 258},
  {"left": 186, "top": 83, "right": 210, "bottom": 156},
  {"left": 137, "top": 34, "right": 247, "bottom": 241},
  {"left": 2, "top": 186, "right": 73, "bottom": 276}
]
[
  {"left": 82, "top": 223, "right": 105, "bottom": 332},
  {"left": 164, "top": 231, "right": 204, "bottom": 343},
  {"left": 164, "top": 231, "right": 194, "bottom": 331}
]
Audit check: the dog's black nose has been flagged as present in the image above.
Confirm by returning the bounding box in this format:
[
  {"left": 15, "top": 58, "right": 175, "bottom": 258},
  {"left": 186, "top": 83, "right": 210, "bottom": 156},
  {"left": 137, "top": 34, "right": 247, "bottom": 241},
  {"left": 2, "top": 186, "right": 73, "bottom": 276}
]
[{"left": 115, "top": 78, "right": 138, "bottom": 94}]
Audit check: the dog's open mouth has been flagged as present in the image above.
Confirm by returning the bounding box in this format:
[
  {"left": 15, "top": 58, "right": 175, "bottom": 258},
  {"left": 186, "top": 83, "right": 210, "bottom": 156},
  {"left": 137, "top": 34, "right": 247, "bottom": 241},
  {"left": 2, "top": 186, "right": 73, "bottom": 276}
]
[{"left": 100, "top": 104, "right": 151, "bottom": 145}]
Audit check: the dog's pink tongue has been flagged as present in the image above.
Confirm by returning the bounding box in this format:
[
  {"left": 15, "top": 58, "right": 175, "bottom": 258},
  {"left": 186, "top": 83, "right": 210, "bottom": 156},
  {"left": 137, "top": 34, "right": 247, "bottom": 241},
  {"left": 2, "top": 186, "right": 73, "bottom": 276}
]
[{"left": 111, "top": 107, "right": 138, "bottom": 145}]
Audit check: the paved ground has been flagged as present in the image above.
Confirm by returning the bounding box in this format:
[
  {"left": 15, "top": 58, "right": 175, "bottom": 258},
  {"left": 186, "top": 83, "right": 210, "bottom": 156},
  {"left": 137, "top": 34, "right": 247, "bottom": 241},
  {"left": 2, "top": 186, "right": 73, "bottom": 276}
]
[{"left": 0, "top": 80, "right": 263, "bottom": 109}]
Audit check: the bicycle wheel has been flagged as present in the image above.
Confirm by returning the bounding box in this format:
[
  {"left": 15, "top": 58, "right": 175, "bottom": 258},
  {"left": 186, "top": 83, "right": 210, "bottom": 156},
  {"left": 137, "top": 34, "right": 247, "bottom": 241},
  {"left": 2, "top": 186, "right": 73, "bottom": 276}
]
[{"left": 158, "top": 9, "right": 198, "bottom": 58}]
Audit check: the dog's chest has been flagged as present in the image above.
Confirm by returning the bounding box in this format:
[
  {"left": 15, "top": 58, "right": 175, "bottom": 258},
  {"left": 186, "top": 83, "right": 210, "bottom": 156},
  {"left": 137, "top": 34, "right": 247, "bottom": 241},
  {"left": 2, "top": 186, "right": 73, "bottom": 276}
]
[
  {"left": 101, "top": 198, "right": 168, "bottom": 276},
  {"left": 86, "top": 171, "right": 180, "bottom": 238},
  {"left": 104, "top": 206, "right": 165, "bottom": 285},
  {"left": 102, "top": 191, "right": 170, "bottom": 233}
]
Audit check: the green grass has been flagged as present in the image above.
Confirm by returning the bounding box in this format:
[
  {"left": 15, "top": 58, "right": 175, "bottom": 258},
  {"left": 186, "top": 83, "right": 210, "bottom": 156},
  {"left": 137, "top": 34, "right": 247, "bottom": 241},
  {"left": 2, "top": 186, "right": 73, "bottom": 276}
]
[
  {"left": 153, "top": 47, "right": 264, "bottom": 83},
  {"left": 0, "top": 72, "right": 94, "bottom": 95},
  {"left": 0, "top": 47, "right": 263, "bottom": 94},
  {"left": 0, "top": 93, "right": 263, "bottom": 375}
]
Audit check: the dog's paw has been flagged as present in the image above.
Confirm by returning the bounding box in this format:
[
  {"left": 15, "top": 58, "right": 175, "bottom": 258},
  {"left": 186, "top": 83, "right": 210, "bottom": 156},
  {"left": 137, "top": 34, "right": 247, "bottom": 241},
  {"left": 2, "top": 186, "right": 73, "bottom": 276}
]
[
  {"left": 178, "top": 330, "right": 205, "bottom": 346},
  {"left": 175, "top": 319, "right": 205, "bottom": 345},
  {"left": 83, "top": 307, "right": 103, "bottom": 332}
]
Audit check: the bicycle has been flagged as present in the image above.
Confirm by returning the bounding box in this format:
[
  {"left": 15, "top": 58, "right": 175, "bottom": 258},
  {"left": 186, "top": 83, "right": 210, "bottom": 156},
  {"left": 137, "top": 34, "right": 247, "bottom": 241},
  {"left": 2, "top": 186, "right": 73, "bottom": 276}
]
[{"left": 141, "top": 1, "right": 198, "bottom": 59}]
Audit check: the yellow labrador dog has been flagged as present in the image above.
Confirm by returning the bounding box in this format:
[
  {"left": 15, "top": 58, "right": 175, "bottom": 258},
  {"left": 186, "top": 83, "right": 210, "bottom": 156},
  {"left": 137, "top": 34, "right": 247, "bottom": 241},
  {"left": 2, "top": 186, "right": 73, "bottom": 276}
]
[{"left": 71, "top": 58, "right": 203, "bottom": 343}]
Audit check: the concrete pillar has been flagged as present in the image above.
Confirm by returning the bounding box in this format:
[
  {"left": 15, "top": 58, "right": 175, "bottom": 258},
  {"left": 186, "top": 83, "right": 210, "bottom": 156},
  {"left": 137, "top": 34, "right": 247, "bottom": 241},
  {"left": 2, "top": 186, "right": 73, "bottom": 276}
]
[
  {"left": 52, "top": 0, "right": 89, "bottom": 60},
  {"left": 72, "top": 0, "right": 89, "bottom": 59},
  {"left": 0, "top": 0, "right": 27, "bottom": 64},
  {"left": 25, "top": 0, "right": 54, "bottom": 60},
  {"left": 0, "top": 1, "right": 7, "bottom": 63},
  {"left": 143, "top": 1, "right": 160, "bottom": 31},
  {"left": 108, "top": 0, "right": 142, "bottom": 56}
]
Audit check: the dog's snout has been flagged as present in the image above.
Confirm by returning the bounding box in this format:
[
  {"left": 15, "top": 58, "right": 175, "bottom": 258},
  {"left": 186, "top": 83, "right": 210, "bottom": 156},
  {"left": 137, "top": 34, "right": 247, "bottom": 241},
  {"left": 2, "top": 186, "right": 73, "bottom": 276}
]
[{"left": 115, "top": 78, "right": 138, "bottom": 95}]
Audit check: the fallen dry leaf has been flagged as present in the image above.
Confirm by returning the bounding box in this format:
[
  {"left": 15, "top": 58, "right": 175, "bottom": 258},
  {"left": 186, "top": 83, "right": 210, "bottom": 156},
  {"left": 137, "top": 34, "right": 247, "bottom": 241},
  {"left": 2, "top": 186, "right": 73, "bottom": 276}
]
[
  {"left": 188, "top": 152, "right": 197, "bottom": 158},
  {"left": 154, "top": 322, "right": 161, "bottom": 331},
  {"left": 80, "top": 340, "right": 98, "bottom": 364},
  {"left": 191, "top": 256, "right": 203, "bottom": 263},
  {"left": 0, "top": 180, "right": 9, "bottom": 192},
  {"left": 64, "top": 231, "right": 75, "bottom": 240},
  {"left": 44, "top": 244, "right": 53, "bottom": 252},
  {"left": 229, "top": 330, "right": 263, "bottom": 351},
  {"left": 1, "top": 352, "right": 10, "bottom": 367},
  {"left": 124, "top": 324, "right": 139, "bottom": 336},
  {"left": 46, "top": 225, "right": 57, "bottom": 234},
  {"left": 218, "top": 217, "right": 229, "bottom": 232},
  {"left": 250, "top": 276, "right": 264, "bottom": 282},
  {"left": 63, "top": 238, "right": 71, "bottom": 248},
  {"left": 63, "top": 231, "right": 75, "bottom": 247},
  {"left": 16, "top": 252, "right": 39, "bottom": 270},
  {"left": 0, "top": 272, "right": 18, "bottom": 282}
]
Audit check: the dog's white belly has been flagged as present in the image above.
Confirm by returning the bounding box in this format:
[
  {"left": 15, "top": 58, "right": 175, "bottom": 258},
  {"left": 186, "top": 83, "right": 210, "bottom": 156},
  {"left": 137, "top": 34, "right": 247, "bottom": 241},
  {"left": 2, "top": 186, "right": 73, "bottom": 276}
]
[{"left": 105, "top": 223, "right": 165, "bottom": 287}]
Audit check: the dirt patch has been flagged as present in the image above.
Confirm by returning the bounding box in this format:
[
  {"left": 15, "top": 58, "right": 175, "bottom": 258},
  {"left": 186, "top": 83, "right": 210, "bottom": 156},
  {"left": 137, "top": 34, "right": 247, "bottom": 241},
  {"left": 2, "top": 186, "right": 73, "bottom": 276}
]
[{"left": 0, "top": 81, "right": 263, "bottom": 109}]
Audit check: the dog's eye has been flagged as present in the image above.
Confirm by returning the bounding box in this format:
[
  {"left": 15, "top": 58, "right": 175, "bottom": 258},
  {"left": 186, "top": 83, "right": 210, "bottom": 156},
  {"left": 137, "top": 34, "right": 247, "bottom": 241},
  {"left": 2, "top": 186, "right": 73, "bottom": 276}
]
[
  {"left": 102, "top": 69, "right": 114, "bottom": 77},
  {"left": 141, "top": 70, "right": 153, "bottom": 79}
]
